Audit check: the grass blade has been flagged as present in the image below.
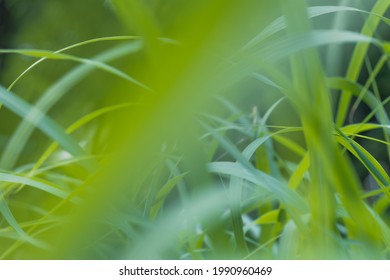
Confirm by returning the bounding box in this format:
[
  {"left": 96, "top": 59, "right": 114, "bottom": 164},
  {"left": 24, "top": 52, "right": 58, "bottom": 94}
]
[
  {"left": 0, "top": 86, "right": 94, "bottom": 171},
  {"left": 1, "top": 42, "right": 141, "bottom": 170}
]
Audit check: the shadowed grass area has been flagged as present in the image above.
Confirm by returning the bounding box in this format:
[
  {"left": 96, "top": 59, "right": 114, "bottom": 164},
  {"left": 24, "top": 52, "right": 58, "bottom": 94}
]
[{"left": 0, "top": 0, "right": 389, "bottom": 259}]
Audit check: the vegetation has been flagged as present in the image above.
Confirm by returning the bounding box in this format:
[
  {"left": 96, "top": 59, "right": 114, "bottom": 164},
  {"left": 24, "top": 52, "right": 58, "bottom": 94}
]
[{"left": 0, "top": 0, "right": 389, "bottom": 259}]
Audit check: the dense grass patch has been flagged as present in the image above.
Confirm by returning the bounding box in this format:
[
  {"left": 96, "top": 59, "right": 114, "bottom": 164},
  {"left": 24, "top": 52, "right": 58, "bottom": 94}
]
[{"left": 0, "top": 0, "right": 389, "bottom": 259}]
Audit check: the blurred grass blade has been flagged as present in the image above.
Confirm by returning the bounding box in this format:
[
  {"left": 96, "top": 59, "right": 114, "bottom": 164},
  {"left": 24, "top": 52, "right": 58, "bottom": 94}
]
[
  {"left": 288, "top": 153, "right": 310, "bottom": 190},
  {"left": 7, "top": 36, "right": 141, "bottom": 91},
  {"left": 32, "top": 103, "right": 134, "bottom": 173},
  {"left": 207, "top": 161, "right": 307, "bottom": 214},
  {"left": 336, "top": 127, "right": 390, "bottom": 195},
  {"left": 0, "top": 172, "right": 69, "bottom": 199},
  {"left": 1, "top": 42, "right": 141, "bottom": 170},
  {"left": 228, "top": 175, "right": 248, "bottom": 255},
  {"left": 0, "top": 190, "right": 48, "bottom": 249},
  {"left": 150, "top": 173, "right": 188, "bottom": 219},
  {"left": 0, "top": 86, "right": 94, "bottom": 171},
  {"left": 111, "top": 0, "right": 161, "bottom": 63},
  {"left": 336, "top": 0, "right": 390, "bottom": 126},
  {"left": 241, "top": 5, "right": 390, "bottom": 52},
  {"left": 261, "top": 30, "right": 383, "bottom": 63},
  {"left": 327, "top": 77, "right": 390, "bottom": 130},
  {"left": 0, "top": 48, "right": 151, "bottom": 91}
]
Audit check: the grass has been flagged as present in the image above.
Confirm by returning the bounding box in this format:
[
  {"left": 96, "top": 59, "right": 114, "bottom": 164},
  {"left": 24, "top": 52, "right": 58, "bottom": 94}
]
[{"left": 0, "top": 0, "right": 389, "bottom": 259}]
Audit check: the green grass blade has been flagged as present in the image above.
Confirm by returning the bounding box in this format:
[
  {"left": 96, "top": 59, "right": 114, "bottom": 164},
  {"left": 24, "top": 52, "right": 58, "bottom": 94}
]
[
  {"left": 0, "top": 172, "right": 69, "bottom": 199},
  {"left": 150, "top": 173, "right": 188, "bottom": 219},
  {"left": 111, "top": 0, "right": 161, "bottom": 64},
  {"left": 336, "top": 127, "right": 390, "bottom": 194},
  {"left": 1, "top": 42, "right": 141, "bottom": 170},
  {"left": 0, "top": 190, "right": 48, "bottom": 250},
  {"left": 32, "top": 103, "right": 134, "bottom": 173},
  {"left": 228, "top": 175, "right": 248, "bottom": 255},
  {"left": 327, "top": 77, "right": 390, "bottom": 129},
  {"left": 241, "top": 5, "right": 390, "bottom": 52},
  {"left": 336, "top": 0, "right": 390, "bottom": 126},
  {"left": 288, "top": 153, "right": 310, "bottom": 190},
  {"left": 7, "top": 36, "right": 141, "bottom": 91},
  {"left": 0, "top": 86, "right": 94, "bottom": 171},
  {"left": 0, "top": 48, "right": 151, "bottom": 91}
]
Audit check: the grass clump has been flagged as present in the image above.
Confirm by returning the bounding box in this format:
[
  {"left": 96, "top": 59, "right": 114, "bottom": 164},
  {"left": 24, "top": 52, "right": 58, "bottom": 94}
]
[{"left": 0, "top": 0, "right": 389, "bottom": 259}]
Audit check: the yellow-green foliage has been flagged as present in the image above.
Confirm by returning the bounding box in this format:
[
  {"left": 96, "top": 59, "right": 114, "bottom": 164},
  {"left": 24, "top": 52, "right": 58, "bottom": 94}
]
[{"left": 0, "top": 0, "right": 389, "bottom": 259}]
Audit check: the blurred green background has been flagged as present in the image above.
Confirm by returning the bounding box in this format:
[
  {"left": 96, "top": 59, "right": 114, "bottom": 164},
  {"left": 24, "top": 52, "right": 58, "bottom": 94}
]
[
  {"left": 1, "top": 0, "right": 388, "bottom": 173},
  {"left": 0, "top": 0, "right": 389, "bottom": 260}
]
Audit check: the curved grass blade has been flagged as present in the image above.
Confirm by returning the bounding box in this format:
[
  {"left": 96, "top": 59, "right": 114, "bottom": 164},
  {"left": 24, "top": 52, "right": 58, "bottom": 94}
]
[
  {"left": 0, "top": 190, "right": 48, "bottom": 250},
  {"left": 346, "top": 132, "right": 390, "bottom": 147},
  {"left": 341, "top": 123, "right": 387, "bottom": 135},
  {"left": 240, "top": 5, "right": 390, "bottom": 52},
  {"left": 350, "top": 55, "right": 388, "bottom": 122},
  {"left": 288, "top": 153, "right": 310, "bottom": 190},
  {"left": 260, "top": 30, "right": 384, "bottom": 63},
  {"left": 7, "top": 36, "right": 141, "bottom": 91},
  {"left": 207, "top": 161, "right": 307, "bottom": 214},
  {"left": 1, "top": 42, "right": 141, "bottom": 170},
  {"left": 335, "top": 127, "right": 390, "bottom": 198},
  {"left": 230, "top": 31, "right": 385, "bottom": 96},
  {"left": 327, "top": 77, "right": 390, "bottom": 132},
  {"left": 272, "top": 135, "right": 306, "bottom": 157},
  {"left": 336, "top": 0, "right": 390, "bottom": 126},
  {"left": 0, "top": 86, "right": 95, "bottom": 171},
  {"left": 228, "top": 175, "right": 248, "bottom": 255},
  {"left": 32, "top": 103, "right": 134, "bottom": 173},
  {"left": 123, "top": 188, "right": 227, "bottom": 259},
  {"left": 150, "top": 173, "right": 188, "bottom": 219},
  {"left": 0, "top": 49, "right": 151, "bottom": 91},
  {"left": 0, "top": 172, "right": 69, "bottom": 199},
  {"left": 3, "top": 104, "right": 132, "bottom": 202},
  {"left": 200, "top": 116, "right": 309, "bottom": 245}
]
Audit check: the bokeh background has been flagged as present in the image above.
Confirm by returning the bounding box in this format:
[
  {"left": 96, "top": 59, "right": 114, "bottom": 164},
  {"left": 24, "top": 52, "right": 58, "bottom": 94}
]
[{"left": 0, "top": 0, "right": 389, "bottom": 259}]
